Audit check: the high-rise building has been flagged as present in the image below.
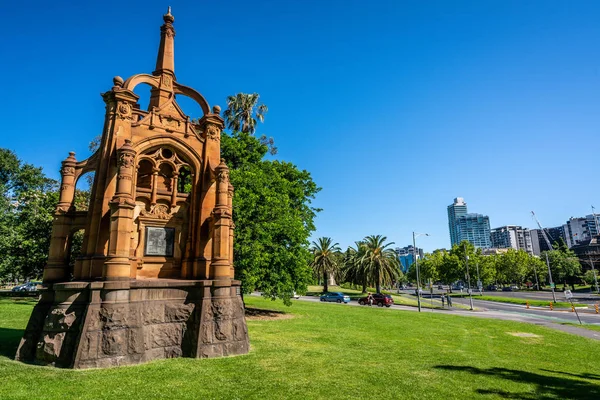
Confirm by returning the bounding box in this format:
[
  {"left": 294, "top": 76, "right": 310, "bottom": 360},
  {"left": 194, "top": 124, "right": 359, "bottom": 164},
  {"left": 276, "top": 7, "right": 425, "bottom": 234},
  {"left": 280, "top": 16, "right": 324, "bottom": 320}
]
[
  {"left": 530, "top": 226, "right": 567, "bottom": 255},
  {"left": 447, "top": 197, "right": 468, "bottom": 246},
  {"left": 490, "top": 226, "right": 533, "bottom": 254},
  {"left": 563, "top": 217, "right": 591, "bottom": 248},
  {"left": 455, "top": 213, "right": 492, "bottom": 248},
  {"left": 586, "top": 214, "right": 600, "bottom": 236},
  {"left": 395, "top": 245, "right": 424, "bottom": 273}
]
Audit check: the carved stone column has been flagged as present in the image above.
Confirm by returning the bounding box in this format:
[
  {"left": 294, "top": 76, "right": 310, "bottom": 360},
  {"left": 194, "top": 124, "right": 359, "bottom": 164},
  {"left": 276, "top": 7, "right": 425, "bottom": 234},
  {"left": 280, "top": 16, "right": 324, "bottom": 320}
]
[
  {"left": 210, "top": 160, "right": 232, "bottom": 281},
  {"left": 57, "top": 152, "right": 77, "bottom": 212},
  {"left": 103, "top": 140, "right": 136, "bottom": 281},
  {"left": 228, "top": 183, "right": 235, "bottom": 279},
  {"left": 171, "top": 172, "right": 179, "bottom": 207},
  {"left": 43, "top": 152, "right": 78, "bottom": 283}
]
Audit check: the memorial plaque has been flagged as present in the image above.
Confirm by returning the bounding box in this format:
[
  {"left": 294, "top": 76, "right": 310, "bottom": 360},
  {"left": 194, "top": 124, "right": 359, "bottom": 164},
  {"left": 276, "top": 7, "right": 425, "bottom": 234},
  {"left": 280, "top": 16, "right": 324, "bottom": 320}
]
[{"left": 145, "top": 226, "right": 175, "bottom": 256}]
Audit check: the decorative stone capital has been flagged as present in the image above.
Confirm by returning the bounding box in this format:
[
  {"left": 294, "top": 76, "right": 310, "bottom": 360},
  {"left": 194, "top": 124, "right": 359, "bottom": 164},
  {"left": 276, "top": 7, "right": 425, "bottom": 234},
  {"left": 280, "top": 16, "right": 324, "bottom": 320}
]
[
  {"left": 216, "top": 169, "right": 229, "bottom": 184},
  {"left": 116, "top": 102, "right": 133, "bottom": 120},
  {"left": 205, "top": 123, "right": 221, "bottom": 141},
  {"left": 61, "top": 152, "right": 77, "bottom": 176}
]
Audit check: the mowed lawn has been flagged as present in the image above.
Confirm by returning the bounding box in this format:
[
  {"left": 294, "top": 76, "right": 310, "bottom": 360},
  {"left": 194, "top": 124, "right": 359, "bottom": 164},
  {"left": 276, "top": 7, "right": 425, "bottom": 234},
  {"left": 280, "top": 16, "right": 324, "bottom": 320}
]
[{"left": 1, "top": 297, "right": 600, "bottom": 399}]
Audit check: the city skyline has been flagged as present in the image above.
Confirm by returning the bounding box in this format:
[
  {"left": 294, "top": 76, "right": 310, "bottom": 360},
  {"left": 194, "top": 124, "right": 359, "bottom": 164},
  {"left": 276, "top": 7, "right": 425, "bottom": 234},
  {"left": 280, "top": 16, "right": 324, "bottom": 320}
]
[{"left": 2, "top": 1, "right": 600, "bottom": 252}]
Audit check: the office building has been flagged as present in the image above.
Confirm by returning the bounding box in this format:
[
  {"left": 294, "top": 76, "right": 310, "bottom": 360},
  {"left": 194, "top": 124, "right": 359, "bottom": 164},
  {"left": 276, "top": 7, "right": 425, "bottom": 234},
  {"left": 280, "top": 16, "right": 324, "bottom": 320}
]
[
  {"left": 586, "top": 214, "right": 600, "bottom": 236},
  {"left": 563, "top": 217, "right": 591, "bottom": 248},
  {"left": 447, "top": 197, "right": 468, "bottom": 246},
  {"left": 530, "top": 226, "right": 567, "bottom": 255},
  {"left": 455, "top": 213, "right": 492, "bottom": 248},
  {"left": 396, "top": 245, "right": 424, "bottom": 273},
  {"left": 490, "top": 226, "right": 533, "bottom": 254}
]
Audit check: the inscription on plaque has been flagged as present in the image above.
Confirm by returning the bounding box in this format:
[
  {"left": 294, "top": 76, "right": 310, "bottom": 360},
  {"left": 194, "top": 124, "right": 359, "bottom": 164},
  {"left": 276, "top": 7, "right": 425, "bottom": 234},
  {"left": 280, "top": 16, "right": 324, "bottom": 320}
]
[{"left": 144, "top": 227, "right": 175, "bottom": 256}]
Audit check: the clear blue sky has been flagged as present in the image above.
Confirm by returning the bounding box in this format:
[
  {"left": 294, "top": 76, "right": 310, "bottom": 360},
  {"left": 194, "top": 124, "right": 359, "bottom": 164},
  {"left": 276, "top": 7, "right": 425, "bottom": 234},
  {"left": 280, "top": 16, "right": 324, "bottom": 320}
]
[{"left": 2, "top": 0, "right": 599, "bottom": 251}]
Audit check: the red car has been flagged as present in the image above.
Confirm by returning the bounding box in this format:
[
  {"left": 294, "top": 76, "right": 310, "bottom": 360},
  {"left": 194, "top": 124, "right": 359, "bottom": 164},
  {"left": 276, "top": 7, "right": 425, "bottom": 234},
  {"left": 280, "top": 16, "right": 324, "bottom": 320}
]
[{"left": 358, "top": 293, "right": 394, "bottom": 307}]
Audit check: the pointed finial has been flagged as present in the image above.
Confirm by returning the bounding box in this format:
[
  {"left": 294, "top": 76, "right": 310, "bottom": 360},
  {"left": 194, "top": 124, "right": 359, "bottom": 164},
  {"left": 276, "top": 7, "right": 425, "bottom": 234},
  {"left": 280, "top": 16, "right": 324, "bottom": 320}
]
[{"left": 163, "top": 6, "right": 174, "bottom": 23}]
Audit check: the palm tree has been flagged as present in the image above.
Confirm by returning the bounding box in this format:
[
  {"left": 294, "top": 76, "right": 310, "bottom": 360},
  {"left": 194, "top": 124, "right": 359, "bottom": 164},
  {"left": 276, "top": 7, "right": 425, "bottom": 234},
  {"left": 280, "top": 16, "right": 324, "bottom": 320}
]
[
  {"left": 223, "top": 93, "right": 268, "bottom": 134},
  {"left": 342, "top": 242, "right": 368, "bottom": 293},
  {"left": 358, "top": 235, "right": 400, "bottom": 294},
  {"left": 310, "top": 237, "right": 341, "bottom": 293}
]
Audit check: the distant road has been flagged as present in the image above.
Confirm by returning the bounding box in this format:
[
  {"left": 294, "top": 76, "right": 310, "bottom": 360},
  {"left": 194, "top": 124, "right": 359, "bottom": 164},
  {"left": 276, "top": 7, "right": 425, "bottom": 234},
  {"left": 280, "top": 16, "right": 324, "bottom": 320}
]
[
  {"left": 396, "top": 288, "right": 600, "bottom": 305},
  {"left": 449, "top": 295, "right": 600, "bottom": 325},
  {"left": 265, "top": 292, "right": 600, "bottom": 340}
]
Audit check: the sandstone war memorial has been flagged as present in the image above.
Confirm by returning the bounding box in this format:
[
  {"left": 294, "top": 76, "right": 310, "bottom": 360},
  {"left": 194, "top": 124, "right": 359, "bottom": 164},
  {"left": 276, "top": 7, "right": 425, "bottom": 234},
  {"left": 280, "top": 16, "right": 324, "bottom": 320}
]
[{"left": 14, "top": 8, "right": 249, "bottom": 369}]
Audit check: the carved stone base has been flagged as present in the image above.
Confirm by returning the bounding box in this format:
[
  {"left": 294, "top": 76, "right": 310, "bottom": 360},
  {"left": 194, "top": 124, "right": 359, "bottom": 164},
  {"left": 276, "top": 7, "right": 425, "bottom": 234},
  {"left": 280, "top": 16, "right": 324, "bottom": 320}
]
[{"left": 15, "top": 279, "right": 249, "bottom": 369}]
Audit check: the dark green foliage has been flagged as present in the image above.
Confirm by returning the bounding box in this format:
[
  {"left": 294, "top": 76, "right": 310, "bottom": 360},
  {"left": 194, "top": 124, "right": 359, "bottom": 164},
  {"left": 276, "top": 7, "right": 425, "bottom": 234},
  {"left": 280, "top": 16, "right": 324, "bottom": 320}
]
[
  {"left": 221, "top": 131, "right": 320, "bottom": 305},
  {"left": 0, "top": 149, "right": 58, "bottom": 282},
  {"left": 341, "top": 236, "right": 400, "bottom": 294}
]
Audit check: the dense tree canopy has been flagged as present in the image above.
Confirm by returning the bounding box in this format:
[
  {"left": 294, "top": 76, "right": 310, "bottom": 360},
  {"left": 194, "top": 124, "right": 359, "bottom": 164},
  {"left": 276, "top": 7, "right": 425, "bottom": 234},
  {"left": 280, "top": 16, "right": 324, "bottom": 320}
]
[
  {"left": 405, "top": 241, "right": 551, "bottom": 289},
  {"left": 221, "top": 97, "right": 320, "bottom": 305},
  {"left": 0, "top": 149, "right": 58, "bottom": 282}
]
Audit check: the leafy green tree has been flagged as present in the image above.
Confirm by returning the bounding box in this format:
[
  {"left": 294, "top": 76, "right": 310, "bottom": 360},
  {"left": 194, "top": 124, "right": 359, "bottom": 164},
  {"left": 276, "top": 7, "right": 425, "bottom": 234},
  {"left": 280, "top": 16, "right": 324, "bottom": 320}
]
[
  {"left": 437, "top": 243, "right": 474, "bottom": 287},
  {"left": 221, "top": 96, "right": 320, "bottom": 305},
  {"left": 223, "top": 93, "right": 268, "bottom": 134},
  {"left": 476, "top": 253, "right": 498, "bottom": 286},
  {"left": 523, "top": 255, "right": 547, "bottom": 289},
  {"left": 0, "top": 149, "right": 58, "bottom": 282},
  {"left": 544, "top": 249, "right": 582, "bottom": 290},
  {"left": 310, "top": 237, "right": 341, "bottom": 293},
  {"left": 358, "top": 235, "right": 400, "bottom": 294},
  {"left": 584, "top": 269, "right": 599, "bottom": 290},
  {"left": 495, "top": 249, "right": 531, "bottom": 285},
  {"left": 407, "top": 250, "right": 443, "bottom": 286}
]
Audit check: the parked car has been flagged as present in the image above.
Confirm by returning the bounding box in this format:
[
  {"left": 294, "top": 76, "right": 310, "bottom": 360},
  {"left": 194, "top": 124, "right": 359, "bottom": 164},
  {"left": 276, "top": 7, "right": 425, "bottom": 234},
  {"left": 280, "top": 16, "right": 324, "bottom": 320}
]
[
  {"left": 319, "top": 292, "right": 350, "bottom": 303},
  {"left": 358, "top": 293, "right": 394, "bottom": 307},
  {"left": 292, "top": 292, "right": 300, "bottom": 299},
  {"left": 501, "top": 286, "right": 513, "bottom": 292},
  {"left": 11, "top": 282, "right": 40, "bottom": 292},
  {"left": 398, "top": 285, "right": 408, "bottom": 290},
  {"left": 437, "top": 285, "right": 444, "bottom": 290},
  {"left": 486, "top": 285, "right": 498, "bottom": 291},
  {"left": 510, "top": 285, "right": 520, "bottom": 291}
]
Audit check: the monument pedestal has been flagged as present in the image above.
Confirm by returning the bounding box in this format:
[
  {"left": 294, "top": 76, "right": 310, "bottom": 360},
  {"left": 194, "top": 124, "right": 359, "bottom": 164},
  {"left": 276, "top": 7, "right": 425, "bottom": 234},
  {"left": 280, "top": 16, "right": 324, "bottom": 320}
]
[{"left": 15, "top": 279, "right": 249, "bottom": 369}]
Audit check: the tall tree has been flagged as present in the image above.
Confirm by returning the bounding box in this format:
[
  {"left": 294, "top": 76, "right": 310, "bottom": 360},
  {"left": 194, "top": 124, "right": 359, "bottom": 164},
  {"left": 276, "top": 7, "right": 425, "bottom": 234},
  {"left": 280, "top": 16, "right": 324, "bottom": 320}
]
[
  {"left": 221, "top": 94, "right": 320, "bottom": 305},
  {"left": 358, "top": 235, "right": 400, "bottom": 294},
  {"left": 341, "top": 242, "right": 368, "bottom": 293},
  {"left": 223, "top": 93, "right": 268, "bottom": 134},
  {"left": 544, "top": 248, "right": 581, "bottom": 290},
  {"left": 0, "top": 149, "right": 58, "bottom": 282},
  {"left": 310, "top": 237, "right": 341, "bottom": 293}
]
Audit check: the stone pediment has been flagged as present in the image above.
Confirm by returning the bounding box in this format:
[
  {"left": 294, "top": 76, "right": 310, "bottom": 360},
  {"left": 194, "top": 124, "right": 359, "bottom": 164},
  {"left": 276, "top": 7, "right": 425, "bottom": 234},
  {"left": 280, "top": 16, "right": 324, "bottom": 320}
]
[{"left": 133, "top": 97, "right": 199, "bottom": 138}]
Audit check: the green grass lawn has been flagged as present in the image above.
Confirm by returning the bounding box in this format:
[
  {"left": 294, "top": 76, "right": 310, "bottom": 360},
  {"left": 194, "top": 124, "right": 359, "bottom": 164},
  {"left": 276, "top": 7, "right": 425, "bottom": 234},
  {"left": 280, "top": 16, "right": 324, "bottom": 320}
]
[{"left": 1, "top": 297, "right": 600, "bottom": 399}]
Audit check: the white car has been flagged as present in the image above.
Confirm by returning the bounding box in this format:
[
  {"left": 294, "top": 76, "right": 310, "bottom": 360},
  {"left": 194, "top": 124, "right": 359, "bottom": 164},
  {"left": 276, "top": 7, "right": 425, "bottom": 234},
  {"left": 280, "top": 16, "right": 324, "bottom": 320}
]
[{"left": 292, "top": 292, "right": 301, "bottom": 299}]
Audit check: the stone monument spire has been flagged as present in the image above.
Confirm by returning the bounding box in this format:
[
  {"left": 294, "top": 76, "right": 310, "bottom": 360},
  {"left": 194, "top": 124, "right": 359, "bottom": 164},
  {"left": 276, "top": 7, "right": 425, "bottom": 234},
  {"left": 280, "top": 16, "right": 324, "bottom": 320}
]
[
  {"left": 150, "top": 7, "right": 176, "bottom": 110},
  {"left": 154, "top": 7, "right": 175, "bottom": 77}
]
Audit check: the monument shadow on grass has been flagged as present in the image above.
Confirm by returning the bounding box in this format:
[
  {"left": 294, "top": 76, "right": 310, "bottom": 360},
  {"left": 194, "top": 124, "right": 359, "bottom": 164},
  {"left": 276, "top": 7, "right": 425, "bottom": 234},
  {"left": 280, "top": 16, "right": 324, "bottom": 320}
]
[
  {"left": 0, "top": 327, "right": 24, "bottom": 359},
  {"left": 434, "top": 365, "right": 600, "bottom": 400}
]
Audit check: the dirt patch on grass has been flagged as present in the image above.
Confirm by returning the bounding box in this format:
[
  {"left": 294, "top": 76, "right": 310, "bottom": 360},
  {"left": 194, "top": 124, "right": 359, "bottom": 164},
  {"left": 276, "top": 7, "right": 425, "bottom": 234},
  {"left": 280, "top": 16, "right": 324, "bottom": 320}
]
[
  {"left": 245, "top": 307, "right": 293, "bottom": 321},
  {"left": 506, "top": 332, "right": 541, "bottom": 338}
]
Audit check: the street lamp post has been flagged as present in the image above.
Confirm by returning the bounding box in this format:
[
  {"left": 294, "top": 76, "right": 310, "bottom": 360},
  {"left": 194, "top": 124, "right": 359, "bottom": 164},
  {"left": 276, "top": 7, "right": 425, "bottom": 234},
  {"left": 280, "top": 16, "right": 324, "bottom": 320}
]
[
  {"left": 588, "top": 255, "right": 599, "bottom": 294},
  {"left": 412, "top": 231, "right": 429, "bottom": 312},
  {"left": 545, "top": 252, "right": 557, "bottom": 303},
  {"left": 464, "top": 243, "right": 474, "bottom": 311}
]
